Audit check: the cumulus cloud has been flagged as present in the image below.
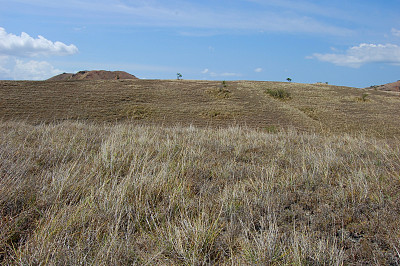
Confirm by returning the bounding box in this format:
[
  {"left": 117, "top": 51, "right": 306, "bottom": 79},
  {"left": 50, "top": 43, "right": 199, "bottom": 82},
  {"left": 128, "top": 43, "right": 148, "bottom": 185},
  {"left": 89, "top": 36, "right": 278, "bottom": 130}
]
[
  {"left": 254, "top": 67, "right": 263, "bottom": 73},
  {"left": 0, "top": 56, "right": 62, "bottom": 80},
  {"left": 310, "top": 43, "right": 400, "bottom": 68},
  {"left": 0, "top": 28, "right": 78, "bottom": 80},
  {"left": 0, "top": 56, "right": 12, "bottom": 79},
  {"left": 13, "top": 59, "right": 62, "bottom": 80},
  {"left": 0, "top": 27, "right": 78, "bottom": 57},
  {"left": 392, "top": 28, "right": 400, "bottom": 37}
]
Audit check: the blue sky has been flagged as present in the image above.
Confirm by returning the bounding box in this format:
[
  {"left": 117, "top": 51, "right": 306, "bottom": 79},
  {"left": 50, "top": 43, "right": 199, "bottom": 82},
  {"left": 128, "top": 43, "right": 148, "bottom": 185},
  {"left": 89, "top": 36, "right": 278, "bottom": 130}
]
[{"left": 0, "top": 0, "right": 400, "bottom": 87}]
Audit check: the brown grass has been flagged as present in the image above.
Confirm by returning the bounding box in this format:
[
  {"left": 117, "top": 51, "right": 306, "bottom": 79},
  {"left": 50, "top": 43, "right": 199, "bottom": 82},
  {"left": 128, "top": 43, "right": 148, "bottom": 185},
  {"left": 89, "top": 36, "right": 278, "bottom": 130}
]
[
  {"left": 1, "top": 79, "right": 400, "bottom": 137},
  {"left": 1, "top": 121, "right": 400, "bottom": 265}
]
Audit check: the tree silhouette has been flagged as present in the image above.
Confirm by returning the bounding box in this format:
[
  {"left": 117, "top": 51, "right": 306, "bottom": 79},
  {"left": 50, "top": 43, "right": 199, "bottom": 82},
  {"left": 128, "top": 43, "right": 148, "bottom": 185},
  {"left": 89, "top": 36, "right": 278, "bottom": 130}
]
[{"left": 177, "top": 73, "right": 183, "bottom": 80}]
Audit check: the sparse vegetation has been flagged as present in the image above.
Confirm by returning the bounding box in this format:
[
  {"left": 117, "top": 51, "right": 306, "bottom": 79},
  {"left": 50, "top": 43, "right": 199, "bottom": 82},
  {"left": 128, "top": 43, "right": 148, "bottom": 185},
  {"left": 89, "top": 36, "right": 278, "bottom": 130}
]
[
  {"left": 1, "top": 79, "right": 400, "bottom": 264},
  {"left": 356, "top": 93, "right": 369, "bottom": 102},
  {"left": 2, "top": 80, "right": 400, "bottom": 137},
  {"left": 124, "top": 105, "right": 150, "bottom": 119},
  {"left": 266, "top": 88, "right": 291, "bottom": 100},
  {"left": 264, "top": 124, "right": 278, "bottom": 133},
  {"left": 286, "top": 77, "right": 292, "bottom": 82},
  {"left": 210, "top": 80, "right": 231, "bottom": 98},
  {"left": 1, "top": 121, "right": 400, "bottom": 265},
  {"left": 218, "top": 80, "right": 228, "bottom": 92}
]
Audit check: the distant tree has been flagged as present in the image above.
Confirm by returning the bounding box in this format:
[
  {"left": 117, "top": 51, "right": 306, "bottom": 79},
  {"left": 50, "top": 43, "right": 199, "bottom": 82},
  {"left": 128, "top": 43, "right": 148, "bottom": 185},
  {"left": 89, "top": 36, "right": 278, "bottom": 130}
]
[
  {"left": 177, "top": 73, "right": 183, "bottom": 80},
  {"left": 286, "top": 78, "right": 292, "bottom": 82}
]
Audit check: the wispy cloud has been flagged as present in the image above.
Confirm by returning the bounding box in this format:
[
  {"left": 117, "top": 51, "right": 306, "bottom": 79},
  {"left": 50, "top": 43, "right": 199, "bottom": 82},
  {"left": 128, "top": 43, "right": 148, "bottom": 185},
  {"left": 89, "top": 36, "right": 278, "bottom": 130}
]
[
  {"left": 209, "top": 72, "right": 242, "bottom": 78},
  {"left": 8, "top": 0, "right": 352, "bottom": 35},
  {"left": 112, "top": 2, "right": 353, "bottom": 35},
  {"left": 246, "top": 0, "right": 353, "bottom": 21},
  {"left": 0, "top": 27, "right": 78, "bottom": 57},
  {"left": 309, "top": 43, "right": 400, "bottom": 68},
  {"left": 254, "top": 68, "right": 263, "bottom": 73},
  {"left": 392, "top": 28, "right": 400, "bottom": 37},
  {"left": 201, "top": 68, "right": 209, "bottom": 74}
]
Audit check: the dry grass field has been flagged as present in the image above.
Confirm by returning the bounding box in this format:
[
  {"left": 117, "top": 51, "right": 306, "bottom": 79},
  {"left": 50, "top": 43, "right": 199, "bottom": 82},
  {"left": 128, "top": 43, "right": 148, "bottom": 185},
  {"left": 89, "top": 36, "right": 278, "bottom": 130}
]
[
  {"left": 1, "top": 79, "right": 400, "bottom": 264},
  {"left": 1, "top": 79, "right": 400, "bottom": 136}
]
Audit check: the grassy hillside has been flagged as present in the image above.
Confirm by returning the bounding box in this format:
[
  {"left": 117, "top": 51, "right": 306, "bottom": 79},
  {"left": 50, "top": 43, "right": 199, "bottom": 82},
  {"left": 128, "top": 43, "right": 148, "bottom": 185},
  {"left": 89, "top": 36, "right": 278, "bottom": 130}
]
[
  {"left": 1, "top": 79, "right": 400, "bottom": 137},
  {"left": 0, "top": 121, "right": 399, "bottom": 264},
  {"left": 1, "top": 80, "right": 400, "bottom": 264}
]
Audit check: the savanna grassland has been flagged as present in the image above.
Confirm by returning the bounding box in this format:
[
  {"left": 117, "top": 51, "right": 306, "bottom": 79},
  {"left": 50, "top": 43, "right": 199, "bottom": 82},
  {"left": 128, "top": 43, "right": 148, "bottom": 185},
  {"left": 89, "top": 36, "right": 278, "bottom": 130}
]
[
  {"left": 1, "top": 79, "right": 400, "bottom": 136},
  {"left": 1, "top": 79, "right": 400, "bottom": 265}
]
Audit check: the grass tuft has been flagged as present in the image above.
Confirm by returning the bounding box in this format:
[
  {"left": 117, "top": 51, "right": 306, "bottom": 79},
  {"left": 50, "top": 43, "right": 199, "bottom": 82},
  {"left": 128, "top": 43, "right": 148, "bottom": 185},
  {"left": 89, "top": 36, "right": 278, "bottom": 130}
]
[{"left": 266, "top": 88, "right": 291, "bottom": 100}]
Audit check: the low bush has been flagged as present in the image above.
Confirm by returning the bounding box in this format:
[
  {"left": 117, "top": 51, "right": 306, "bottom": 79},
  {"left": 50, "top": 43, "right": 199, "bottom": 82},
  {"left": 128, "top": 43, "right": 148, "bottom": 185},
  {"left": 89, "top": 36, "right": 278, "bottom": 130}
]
[{"left": 266, "top": 88, "right": 291, "bottom": 100}]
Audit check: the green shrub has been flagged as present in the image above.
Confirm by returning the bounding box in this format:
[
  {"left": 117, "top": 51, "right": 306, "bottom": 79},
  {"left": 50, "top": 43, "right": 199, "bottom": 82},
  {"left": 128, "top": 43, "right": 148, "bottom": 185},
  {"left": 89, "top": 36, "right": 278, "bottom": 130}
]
[
  {"left": 266, "top": 88, "right": 291, "bottom": 100},
  {"left": 356, "top": 93, "right": 369, "bottom": 102}
]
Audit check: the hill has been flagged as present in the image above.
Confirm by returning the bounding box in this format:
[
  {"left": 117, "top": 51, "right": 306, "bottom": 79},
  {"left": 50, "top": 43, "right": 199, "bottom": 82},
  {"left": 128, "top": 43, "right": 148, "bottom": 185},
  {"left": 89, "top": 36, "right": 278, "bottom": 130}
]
[
  {"left": 1, "top": 79, "right": 400, "bottom": 264},
  {"left": 367, "top": 80, "right": 400, "bottom": 92},
  {"left": 1, "top": 79, "right": 399, "bottom": 137},
  {"left": 47, "top": 70, "right": 138, "bottom": 81}
]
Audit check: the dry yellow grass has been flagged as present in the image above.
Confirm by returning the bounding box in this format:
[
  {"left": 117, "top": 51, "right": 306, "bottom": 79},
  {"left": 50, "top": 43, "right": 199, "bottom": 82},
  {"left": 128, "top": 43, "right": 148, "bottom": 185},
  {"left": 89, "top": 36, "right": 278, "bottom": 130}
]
[
  {"left": 1, "top": 79, "right": 400, "bottom": 137},
  {"left": 1, "top": 121, "right": 399, "bottom": 265},
  {"left": 1, "top": 80, "right": 400, "bottom": 264}
]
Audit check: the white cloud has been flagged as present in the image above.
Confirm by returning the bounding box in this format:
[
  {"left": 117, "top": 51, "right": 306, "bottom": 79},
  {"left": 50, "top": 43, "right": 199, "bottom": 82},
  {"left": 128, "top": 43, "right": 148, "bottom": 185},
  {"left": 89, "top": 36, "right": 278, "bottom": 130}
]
[
  {"left": 0, "top": 28, "right": 78, "bottom": 80},
  {"left": 0, "top": 56, "right": 11, "bottom": 77},
  {"left": 8, "top": 1, "right": 351, "bottom": 36},
  {"left": 310, "top": 43, "right": 400, "bottom": 68},
  {"left": 0, "top": 27, "right": 78, "bottom": 57},
  {"left": 254, "top": 67, "right": 263, "bottom": 73},
  {"left": 392, "top": 28, "right": 400, "bottom": 37},
  {"left": 210, "top": 72, "right": 242, "bottom": 77},
  {"left": 201, "top": 68, "right": 209, "bottom": 74},
  {"left": 0, "top": 57, "right": 62, "bottom": 80},
  {"left": 13, "top": 59, "right": 62, "bottom": 80}
]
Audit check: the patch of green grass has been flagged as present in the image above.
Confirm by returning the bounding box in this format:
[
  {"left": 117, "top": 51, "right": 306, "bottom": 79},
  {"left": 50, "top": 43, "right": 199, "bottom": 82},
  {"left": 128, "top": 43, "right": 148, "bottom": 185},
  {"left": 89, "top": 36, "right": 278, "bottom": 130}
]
[
  {"left": 264, "top": 125, "right": 278, "bottom": 133},
  {"left": 356, "top": 93, "right": 369, "bottom": 102},
  {"left": 265, "top": 88, "right": 291, "bottom": 100},
  {"left": 124, "top": 105, "right": 150, "bottom": 119}
]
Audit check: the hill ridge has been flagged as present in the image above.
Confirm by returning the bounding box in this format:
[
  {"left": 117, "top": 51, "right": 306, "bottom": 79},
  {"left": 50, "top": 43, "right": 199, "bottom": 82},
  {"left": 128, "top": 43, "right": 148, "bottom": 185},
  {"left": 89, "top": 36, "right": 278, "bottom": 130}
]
[
  {"left": 47, "top": 70, "right": 138, "bottom": 81},
  {"left": 1, "top": 79, "right": 400, "bottom": 137},
  {"left": 367, "top": 80, "right": 400, "bottom": 92}
]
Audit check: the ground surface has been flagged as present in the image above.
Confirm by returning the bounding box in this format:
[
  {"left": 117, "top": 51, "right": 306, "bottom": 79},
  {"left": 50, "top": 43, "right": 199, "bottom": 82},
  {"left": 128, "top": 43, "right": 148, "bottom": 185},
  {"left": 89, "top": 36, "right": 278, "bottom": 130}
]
[
  {"left": 1, "top": 79, "right": 400, "bottom": 265},
  {"left": 1, "top": 79, "right": 400, "bottom": 137},
  {"left": 367, "top": 80, "right": 400, "bottom": 92}
]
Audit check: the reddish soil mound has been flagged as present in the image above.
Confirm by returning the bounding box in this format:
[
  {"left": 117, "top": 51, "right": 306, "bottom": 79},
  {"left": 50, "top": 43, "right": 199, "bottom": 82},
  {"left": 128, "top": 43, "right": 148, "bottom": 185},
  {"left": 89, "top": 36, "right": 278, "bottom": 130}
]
[
  {"left": 48, "top": 70, "right": 138, "bottom": 81},
  {"left": 367, "top": 80, "right": 400, "bottom": 92}
]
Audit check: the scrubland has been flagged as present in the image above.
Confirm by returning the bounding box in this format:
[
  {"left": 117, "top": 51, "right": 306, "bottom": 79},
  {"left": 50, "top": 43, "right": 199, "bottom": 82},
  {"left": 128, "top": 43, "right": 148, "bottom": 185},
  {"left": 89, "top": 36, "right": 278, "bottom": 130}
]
[{"left": 1, "top": 121, "right": 399, "bottom": 265}]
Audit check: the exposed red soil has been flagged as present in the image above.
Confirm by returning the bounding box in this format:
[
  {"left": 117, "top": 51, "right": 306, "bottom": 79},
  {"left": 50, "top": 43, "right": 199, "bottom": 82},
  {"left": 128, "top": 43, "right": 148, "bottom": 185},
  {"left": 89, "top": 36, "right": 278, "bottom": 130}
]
[
  {"left": 48, "top": 70, "right": 138, "bottom": 81},
  {"left": 367, "top": 80, "right": 400, "bottom": 92}
]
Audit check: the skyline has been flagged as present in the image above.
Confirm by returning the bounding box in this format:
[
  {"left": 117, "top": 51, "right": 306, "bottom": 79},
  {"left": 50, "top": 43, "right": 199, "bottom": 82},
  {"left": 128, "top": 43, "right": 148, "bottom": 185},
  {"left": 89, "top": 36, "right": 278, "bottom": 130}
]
[{"left": 0, "top": 0, "right": 400, "bottom": 87}]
